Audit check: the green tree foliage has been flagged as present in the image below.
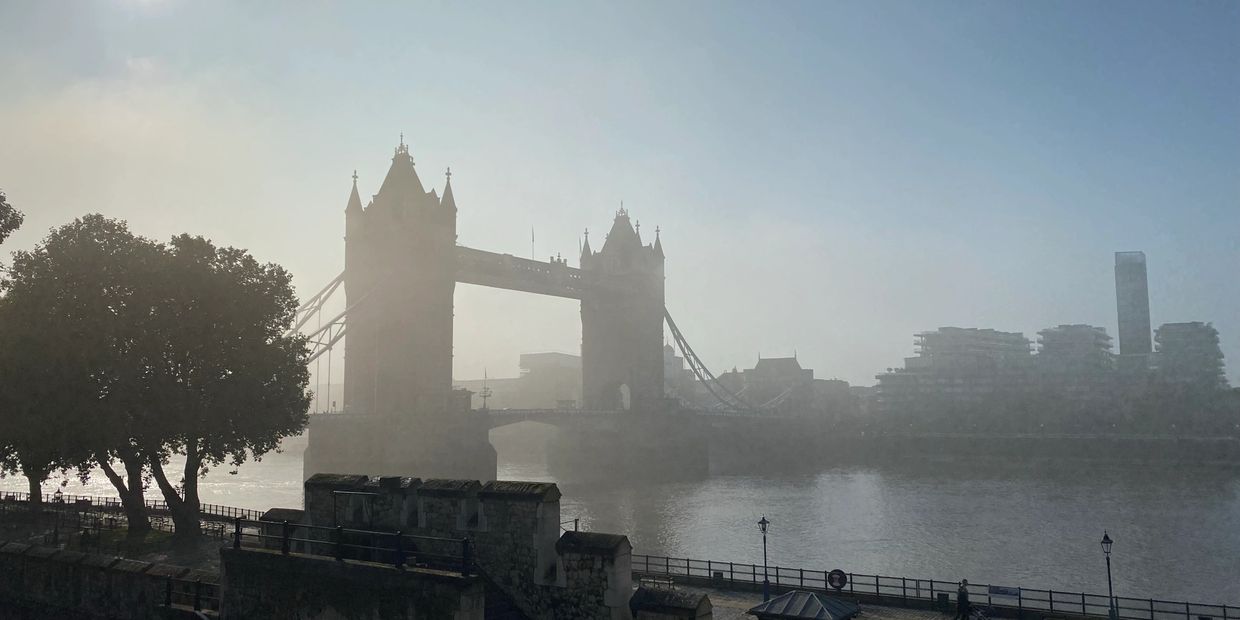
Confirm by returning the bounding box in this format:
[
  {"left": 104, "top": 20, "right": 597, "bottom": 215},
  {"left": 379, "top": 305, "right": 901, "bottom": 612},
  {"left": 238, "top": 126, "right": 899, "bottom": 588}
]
[
  {"left": 142, "top": 234, "right": 310, "bottom": 540},
  {"left": 0, "top": 298, "right": 84, "bottom": 503},
  {"left": 0, "top": 189, "right": 21, "bottom": 493},
  {"left": 0, "top": 190, "right": 22, "bottom": 247},
  {"left": 0, "top": 215, "right": 310, "bottom": 539},
  {"left": 1, "top": 215, "right": 165, "bottom": 525}
]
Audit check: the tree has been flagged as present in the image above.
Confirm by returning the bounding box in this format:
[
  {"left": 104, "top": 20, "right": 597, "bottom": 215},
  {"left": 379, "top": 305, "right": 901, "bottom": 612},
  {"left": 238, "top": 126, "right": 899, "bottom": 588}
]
[
  {"left": 1, "top": 215, "right": 165, "bottom": 529},
  {"left": 0, "top": 189, "right": 22, "bottom": 493},
  {"left": 0, "top": 190, "right": 22, "bottom": 247},
  {"left": 0, "top": 296, "right": 84, "bottom": 504},
  {"left": 0, "top": 215, "right": 309, "bottom": 540},
  {"left": 140, "top": 234, "right": 311, "bottom": 541}
]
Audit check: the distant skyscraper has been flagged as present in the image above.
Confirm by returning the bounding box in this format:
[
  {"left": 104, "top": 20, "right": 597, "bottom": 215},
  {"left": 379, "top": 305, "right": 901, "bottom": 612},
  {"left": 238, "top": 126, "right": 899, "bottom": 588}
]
[{"left": 1114, "top": 251, "right": 1152, "bottom": 356}]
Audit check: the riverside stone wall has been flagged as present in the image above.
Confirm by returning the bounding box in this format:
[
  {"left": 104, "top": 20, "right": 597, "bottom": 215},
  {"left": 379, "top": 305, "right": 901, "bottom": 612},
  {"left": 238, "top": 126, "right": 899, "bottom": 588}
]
[
  {"left": 299, "top": 473, "right": 634, "bottom": 619},
  {"left": 0, "top": 541, "right": 217, "bottom": 619},
  {"left": 218, "top": 546, "right": 484, "bottom": 619}
]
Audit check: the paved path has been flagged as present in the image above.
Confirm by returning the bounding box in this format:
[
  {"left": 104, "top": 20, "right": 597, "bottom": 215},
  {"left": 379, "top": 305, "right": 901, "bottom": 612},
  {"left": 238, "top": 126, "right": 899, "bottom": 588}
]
[{"left": 680, "top": 586, "right": 948, "bottom": 620}]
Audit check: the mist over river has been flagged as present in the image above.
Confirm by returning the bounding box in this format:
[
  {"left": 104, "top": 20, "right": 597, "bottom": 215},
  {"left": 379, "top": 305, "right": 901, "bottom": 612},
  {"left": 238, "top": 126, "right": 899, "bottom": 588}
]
[{"left": 5, "top": 435, "right": 1238, "bottom": 605}]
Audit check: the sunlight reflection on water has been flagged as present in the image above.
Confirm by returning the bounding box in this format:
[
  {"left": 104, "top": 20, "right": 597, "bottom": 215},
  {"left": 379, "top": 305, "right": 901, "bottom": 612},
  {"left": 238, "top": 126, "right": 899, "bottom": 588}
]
[{"left": 5, "top": 448, "right": 1238, "bottom": 604}]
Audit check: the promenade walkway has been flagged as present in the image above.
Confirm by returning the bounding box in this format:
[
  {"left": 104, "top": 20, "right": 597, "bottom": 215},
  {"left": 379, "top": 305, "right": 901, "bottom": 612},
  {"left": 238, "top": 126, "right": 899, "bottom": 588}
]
[{"left": 683, "top": 586, "right": 945, "bottom": 620}]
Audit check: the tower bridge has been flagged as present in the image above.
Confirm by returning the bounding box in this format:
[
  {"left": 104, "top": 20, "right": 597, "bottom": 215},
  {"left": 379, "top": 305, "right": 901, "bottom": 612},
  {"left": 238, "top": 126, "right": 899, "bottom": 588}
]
[{"left": 301, "top": 140, "right": 794, "bottom": 481}]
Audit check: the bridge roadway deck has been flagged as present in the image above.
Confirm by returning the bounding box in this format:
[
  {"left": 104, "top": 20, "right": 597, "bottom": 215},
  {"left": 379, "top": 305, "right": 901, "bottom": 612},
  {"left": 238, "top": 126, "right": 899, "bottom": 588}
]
[
  {"left": 455, "top": 245, "right": 587, "bottom": 299},
  {"left": 481, "top": 407, "right": 795, "bottom": 428}
]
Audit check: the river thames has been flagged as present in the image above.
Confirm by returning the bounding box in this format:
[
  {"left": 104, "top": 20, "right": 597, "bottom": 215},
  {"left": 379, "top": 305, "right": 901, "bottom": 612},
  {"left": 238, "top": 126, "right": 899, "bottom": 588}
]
[{"left": 5, "top": 440, "right": 1238, "bottom": 605}]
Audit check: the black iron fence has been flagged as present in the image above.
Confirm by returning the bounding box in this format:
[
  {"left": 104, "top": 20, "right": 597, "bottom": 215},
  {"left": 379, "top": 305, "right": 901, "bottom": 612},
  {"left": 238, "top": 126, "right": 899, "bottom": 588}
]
[
  {"left": 631, "top": 554, "right": 1237, "bottom": 620},
  {"left": 6, "top": 491, "right": 1235, "bottom": 620},
  {"left": 164, "top": 576, "right": 220, "bottom": 614},
  {"left": 0, "top": 491, "right": 264, "bottom": 522},
  {"left": 229, "top": 517, "right": 474, "bottom": 577}
]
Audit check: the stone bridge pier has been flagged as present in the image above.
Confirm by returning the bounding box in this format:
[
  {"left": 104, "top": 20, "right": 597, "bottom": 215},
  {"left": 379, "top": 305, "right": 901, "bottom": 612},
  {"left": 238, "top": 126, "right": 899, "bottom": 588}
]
[{"left": 544, "top": 409, "right": 711, "bottom": 481}]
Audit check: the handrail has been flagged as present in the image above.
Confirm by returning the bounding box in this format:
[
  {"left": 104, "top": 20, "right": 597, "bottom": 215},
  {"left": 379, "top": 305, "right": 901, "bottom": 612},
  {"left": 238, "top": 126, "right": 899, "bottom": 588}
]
[
  {"left": 229, "top": 517, "right": 474, "bottom": 577},
  {"left": 164, "top": 576, "right": 220, "bottom": 613},
  {"left": 7, "top": 492, "right": 1232, "bottom": 620},
  {"left": 630, "top": 553, "right": 1237, "bottom": 620},
  {"left": 0, "top": 491, "right": 266, "bottom": 522}
]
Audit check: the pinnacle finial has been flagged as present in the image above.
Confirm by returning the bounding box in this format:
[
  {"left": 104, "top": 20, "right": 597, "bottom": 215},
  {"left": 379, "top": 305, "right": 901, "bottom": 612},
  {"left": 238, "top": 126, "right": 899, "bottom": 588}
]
[
  {"left": 655, "top": 225, "right": 661, "bottom": 237},
  {"left": 400, "top": 132, "right": 404, "bottom": 147},
  {"left": 352, "top": 169, "right": 358, "bottom": 184},
  {"left": 635, "top": 220, "right": 641, "bottom": 235},
  {"left": 584, "top": 227, "right": 589, "bottom": 241},
  {"left": 445, "top": 166, "right": 452, "bottom": 181}
]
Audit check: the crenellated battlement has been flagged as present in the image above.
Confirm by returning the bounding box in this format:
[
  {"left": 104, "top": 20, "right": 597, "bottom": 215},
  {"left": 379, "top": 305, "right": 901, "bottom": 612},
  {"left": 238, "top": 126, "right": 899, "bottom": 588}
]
[{"left": 279, "top": 473, "right": 633, "bottom": 619}]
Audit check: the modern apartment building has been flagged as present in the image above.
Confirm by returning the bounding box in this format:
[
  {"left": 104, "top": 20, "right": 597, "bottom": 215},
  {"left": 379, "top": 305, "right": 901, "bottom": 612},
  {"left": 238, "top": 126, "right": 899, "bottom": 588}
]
[{"left": 1155, "top": 322, "right": 1228, "bottom": 389}]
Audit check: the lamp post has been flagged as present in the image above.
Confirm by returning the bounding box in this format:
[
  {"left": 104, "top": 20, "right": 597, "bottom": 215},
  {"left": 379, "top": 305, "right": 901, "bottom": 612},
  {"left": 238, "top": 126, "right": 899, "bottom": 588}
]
[
  {"left": 480, "top": 369, "right": 492, "bottom": 410},
  {"left": 758, "top": 515, "right": 771, "bottom": 602},
  {"left": 51, "top": 489, "right": 64, "bottom": 545},
  {"left": 1101, "top": 531, "right": 1116, "bottom": 620}
]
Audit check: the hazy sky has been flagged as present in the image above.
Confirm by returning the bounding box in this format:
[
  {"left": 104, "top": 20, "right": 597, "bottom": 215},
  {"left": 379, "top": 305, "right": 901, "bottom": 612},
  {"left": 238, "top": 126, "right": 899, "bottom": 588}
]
[{"left": 2, "top": 1, "right": 1237, "bottom": 387}]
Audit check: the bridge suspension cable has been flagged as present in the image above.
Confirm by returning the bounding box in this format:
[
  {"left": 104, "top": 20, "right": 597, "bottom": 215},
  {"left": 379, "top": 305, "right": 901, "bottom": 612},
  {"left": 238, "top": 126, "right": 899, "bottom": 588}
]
[
  {"left": 663, "top": 308, "right": 755, "bottom": 413},
  {"left": 288, "top": 272, "right": 345, "bottom": 337},
  {"left": 288, "top": 271, "right": 351, "bottom": 412}
]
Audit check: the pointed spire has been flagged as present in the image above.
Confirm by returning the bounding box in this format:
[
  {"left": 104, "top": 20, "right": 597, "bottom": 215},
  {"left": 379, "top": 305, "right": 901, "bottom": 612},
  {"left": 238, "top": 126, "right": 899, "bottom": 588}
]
[
  {"left": 441, "top": 167, "right": 456, "bottom": 210},
  {"left": 346, "top": 170, "right": 363, "bottom": 213},
  {"left": 600, "top": 207, "right": 640, "bottom": 255},
  {"left": 581, "top": 227, "right": 592, "bottom": 257},
  {"left": 378, "top": 136, "right": 425, "bottom": 199},
  {"left": 653, "top": 225, "right": 664, "bottom": 258},
  {"left": 635, "top": 219, "right": 642, "bottom": 244}
]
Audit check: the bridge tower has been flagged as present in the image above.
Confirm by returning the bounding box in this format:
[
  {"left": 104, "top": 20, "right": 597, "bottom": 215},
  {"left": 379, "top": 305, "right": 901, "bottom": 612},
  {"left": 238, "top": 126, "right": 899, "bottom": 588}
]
[
  {"left": 343, "top": 140, "right": 457, "bottom": 416},
  {"left": 307, "top": 140, "right": 495, "bottom": 482},
  {"left": 580, "top": 209, "right": 666, "bottom": 411}
]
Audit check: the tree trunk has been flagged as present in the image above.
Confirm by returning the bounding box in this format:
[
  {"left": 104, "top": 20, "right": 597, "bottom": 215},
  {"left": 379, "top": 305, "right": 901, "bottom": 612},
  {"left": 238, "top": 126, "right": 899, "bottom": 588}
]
[
  {"left": 26, "top": 473, "right": 42, "bottom": 506},
  {"left": 149, "top": 455, "right": 201, "bottom": 543},
  {"left": 98, "top": 458, "right": 150, "bottom": 537}
]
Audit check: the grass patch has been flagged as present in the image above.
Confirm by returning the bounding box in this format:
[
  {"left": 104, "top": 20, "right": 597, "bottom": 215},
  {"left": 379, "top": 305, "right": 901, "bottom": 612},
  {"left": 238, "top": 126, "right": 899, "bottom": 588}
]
[{"left": 85, "top": 528, "right": 178, "bottom": 556}]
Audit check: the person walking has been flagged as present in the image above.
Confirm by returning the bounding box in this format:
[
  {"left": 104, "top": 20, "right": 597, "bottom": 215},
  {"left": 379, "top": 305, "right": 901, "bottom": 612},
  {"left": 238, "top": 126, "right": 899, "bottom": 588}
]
[{"left": 954, "top": 580, "right": 971, "bottom": 620}]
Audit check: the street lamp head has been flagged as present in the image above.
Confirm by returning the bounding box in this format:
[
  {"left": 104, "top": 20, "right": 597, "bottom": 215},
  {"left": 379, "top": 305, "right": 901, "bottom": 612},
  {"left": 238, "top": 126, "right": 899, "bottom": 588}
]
[
  {"left": 758, "top": 515, "right": 770, "bottom": 535},
  {"left": 1101, "top": 531, "right": 1113, "bottom": 555}
]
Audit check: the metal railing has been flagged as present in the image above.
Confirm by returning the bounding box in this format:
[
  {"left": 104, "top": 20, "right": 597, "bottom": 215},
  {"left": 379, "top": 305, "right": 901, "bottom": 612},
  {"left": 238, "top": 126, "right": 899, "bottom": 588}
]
[
  {"left": 229, "top": 517, "right": 474, "bottom": 577},
  {"left": 631, "top": 554, "right": 1237, "bottom": 620},
  {"left": 0, "top": 491, "right": 265, "bottom": 522},
  {"left": 164, "top": 576, "right": 220, "bottom": 614}
]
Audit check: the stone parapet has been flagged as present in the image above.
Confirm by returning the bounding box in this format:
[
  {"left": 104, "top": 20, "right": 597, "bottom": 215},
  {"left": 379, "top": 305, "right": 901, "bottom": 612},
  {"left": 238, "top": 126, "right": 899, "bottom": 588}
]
[
  {"left": 0, "top": 540, "right": 216, "bottom": 619},
  {"left": 292, "top": 472, "right": 634, "bottom": 619},
  {"left": 218, "top": 546, "right": 483, "bottom": 619}
]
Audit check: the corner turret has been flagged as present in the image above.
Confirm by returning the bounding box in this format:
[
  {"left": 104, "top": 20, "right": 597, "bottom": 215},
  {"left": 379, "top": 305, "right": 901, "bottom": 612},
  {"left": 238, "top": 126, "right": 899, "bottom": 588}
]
[
  {"left": 346, "top": 170, "right": 363, "bottom": 214},
  {"left": 441, "top": 167, "right": 457, "bottom": 211},
  {"left": 580, "top": 227, "right": 592, "bottom": 263}
]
